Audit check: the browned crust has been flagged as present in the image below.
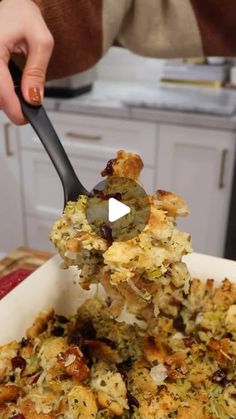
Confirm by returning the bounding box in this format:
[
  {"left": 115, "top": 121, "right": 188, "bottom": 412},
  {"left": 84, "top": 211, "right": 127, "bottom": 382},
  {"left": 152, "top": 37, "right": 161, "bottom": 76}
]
[
  {"left": 101, "top": 150, "right": 144, "bottom": 180},
  {"left": 190, "top": 0, "right": 236, "bottom": 56},
  {"left": 0, "top": 385, "right": 20, "bottom": 405},
  {"left": 157, "top": 190, "right": 189, "bottom": 217},
  {"left": 33, "top": 0, "right": 103, "bottom": 79}
]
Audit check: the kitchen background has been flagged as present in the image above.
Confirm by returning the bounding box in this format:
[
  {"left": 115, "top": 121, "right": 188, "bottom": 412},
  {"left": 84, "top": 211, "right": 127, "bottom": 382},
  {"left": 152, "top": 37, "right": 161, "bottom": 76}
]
[{"left": 1, "top": 47, "right": 236, "bottom": 259}]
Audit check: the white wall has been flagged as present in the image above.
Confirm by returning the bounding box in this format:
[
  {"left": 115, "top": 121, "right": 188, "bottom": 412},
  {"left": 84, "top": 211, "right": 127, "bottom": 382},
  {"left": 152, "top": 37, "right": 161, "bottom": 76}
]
[{"left": 97, "top": 47, "right": 166, "bottom": 83}]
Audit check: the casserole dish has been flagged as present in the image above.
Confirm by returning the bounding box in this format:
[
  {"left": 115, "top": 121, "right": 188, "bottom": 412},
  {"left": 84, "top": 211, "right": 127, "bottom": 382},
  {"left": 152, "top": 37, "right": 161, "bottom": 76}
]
[{"left": 0, "top": 252, "right": 235, "bottom": 344}]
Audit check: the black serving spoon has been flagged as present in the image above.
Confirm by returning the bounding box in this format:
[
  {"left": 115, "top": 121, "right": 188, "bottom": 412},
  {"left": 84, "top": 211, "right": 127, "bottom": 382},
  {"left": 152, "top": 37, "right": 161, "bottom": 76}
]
[{"left": 9, "top": 59, "right": 90, "bottom": 207}]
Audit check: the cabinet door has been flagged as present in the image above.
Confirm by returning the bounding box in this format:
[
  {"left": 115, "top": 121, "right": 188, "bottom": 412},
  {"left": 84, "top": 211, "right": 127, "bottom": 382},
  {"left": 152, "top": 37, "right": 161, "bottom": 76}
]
[
  {"left": 0, "top": 115, "right": 24, "bottom": 255},
  {"left": 156, "top": 125, "right": 235, "bottom": 257},
  {"left": 25, "top": 215, "right": 56, "bottom": 252}
]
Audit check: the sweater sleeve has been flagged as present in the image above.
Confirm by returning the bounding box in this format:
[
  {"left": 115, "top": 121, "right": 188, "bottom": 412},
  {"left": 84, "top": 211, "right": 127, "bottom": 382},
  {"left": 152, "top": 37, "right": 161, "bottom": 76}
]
[{"left": 33, "top": 0, "right": 236, "bottom": 80}]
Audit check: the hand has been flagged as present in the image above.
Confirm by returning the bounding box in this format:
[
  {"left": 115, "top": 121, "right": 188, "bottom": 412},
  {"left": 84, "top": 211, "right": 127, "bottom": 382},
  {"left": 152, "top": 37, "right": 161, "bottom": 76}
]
[{"left": 0, "top": 0, "right": 54, "bottom": 124}]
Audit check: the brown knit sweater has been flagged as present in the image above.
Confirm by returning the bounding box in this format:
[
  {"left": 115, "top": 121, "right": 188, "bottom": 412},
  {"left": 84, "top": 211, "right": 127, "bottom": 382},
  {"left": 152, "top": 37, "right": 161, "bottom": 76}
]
[{"left": 32, "top": 0, "right": 236, "bottom": 80}]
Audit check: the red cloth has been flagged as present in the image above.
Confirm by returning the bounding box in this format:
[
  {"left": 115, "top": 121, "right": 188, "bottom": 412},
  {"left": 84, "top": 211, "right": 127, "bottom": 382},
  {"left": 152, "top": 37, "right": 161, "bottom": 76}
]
[{"left": 0, "top": 269, "right": 32, "bottom": 299}]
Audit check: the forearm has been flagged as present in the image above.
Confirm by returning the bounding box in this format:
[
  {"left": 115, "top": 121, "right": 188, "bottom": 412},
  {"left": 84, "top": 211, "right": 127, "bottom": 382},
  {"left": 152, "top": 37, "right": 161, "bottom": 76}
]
[{"left": 33, "top": 0, "right": 236, "bottom": 80}]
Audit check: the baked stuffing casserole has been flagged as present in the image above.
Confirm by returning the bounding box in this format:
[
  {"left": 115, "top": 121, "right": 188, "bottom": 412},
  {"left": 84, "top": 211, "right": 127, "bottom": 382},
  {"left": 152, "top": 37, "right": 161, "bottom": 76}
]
[
  {"left": 0, "top": 151, "right": 235, "bottom": 418},
  {"left": 0, "top": 279, "right": 236, "bottom": 418}
]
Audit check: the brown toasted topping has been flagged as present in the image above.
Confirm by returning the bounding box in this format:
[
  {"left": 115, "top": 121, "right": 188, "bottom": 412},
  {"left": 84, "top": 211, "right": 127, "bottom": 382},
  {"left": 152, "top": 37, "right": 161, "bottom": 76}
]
[
  {"left": 157, "top": 189, "right": 189, "bottom": 217},
  {"left": 142, "top": 336, "right": 171, "bottom": 363},
  {"left": 165, "top": 352, "right": 188, "bottom": 382},
  {"left": 0, "top": 385, "right": 20, "bottom": 405},
  {"left": 207, "top": 338, "right": 231, "bottom": 365},
  {"left": 66, "top": 238, "right": 81, "bottom": 253},
  {"left": 84, "top": 339, "right": 121, "bottom": 363},
  {"left": 26, "top": 309, "right": 54, "bottom": 338},
  {"left": 58, "top": 346, "right": 89, "bottom": 381}
]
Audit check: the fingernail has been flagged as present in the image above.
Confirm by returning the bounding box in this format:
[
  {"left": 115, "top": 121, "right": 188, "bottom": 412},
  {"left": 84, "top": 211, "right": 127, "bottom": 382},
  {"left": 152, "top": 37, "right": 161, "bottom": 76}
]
[{"left": 28, "top": 87, "right": 41, "bottom": 104}]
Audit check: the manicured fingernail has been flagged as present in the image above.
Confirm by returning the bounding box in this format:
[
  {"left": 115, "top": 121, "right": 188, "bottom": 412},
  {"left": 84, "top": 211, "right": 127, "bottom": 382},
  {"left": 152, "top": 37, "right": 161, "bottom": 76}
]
[{"left": 28, "top": 87, "right": 41, "bottom": 104}]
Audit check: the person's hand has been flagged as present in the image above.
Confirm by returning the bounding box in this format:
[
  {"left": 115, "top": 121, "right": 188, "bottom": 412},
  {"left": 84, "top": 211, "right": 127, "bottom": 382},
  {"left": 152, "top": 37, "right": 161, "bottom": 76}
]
[{"left": 0, "top": 0, "right": 54, "bottom": 124}]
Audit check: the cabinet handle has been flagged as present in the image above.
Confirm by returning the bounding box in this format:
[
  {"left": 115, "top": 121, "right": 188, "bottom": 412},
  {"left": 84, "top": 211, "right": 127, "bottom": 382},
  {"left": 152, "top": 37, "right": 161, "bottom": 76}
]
[
  {"left": 218, "top": 149, "right": 228, "bottom": 189},
  {"left": 65, "top": 131, "right": 102, "bottom": 141},
  {"left": 4, "top": 123, "right": 14, "bottom": 156}
]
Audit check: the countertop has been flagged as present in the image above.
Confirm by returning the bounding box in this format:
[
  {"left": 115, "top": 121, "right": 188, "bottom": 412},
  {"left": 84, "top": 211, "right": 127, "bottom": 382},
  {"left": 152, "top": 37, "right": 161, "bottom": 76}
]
[
  {"left": 0, "top": 247, "right": 53, "bottom": 277},
  {"left": 44, "top": 81, "right": 236, "bottom": 131}
]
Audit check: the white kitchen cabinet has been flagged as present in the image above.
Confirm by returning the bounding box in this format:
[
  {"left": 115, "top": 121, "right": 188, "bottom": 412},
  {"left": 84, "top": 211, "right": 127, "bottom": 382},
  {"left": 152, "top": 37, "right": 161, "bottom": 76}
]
[
  {"left": 18, "top": 112, "right": 157, "bottom": 250},
  {"left": 25, "top": 216, "right": 55, "bottom": 253},
  {"left": 156, "top": 125, "right": 235, "bottom": 257},
  {"left": 20, "top": 112, "right": 157, "bottom": 167},
  {"left": 0, "top": 114, "right": 24, "bottom": 256}
]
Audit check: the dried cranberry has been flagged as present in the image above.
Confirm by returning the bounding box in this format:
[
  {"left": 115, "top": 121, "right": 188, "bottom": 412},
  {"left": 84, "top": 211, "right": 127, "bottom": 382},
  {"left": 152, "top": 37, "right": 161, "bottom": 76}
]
[
  {"left": 100, "top": 223, "right": 113, "bottom": 244},
  {"left": 51, "top": 326, "right": 64, "bottom": 337},
  {"left": 173, "top": 316, "right": 185, "bottom": 333},
  {"left": 169, "top": 297, "right": 182, "bottom": 307},
  {"left": 79, "top": 320, "right": 96, "bottom": 340},
  {"left": 98, "top": 337, "right": 116, "bottom": 349},
  {"left": 127, "top": 391, "right": 140, "bottom": 408},
  {"left": 11, "top": 415, "right": 25, "bottom": 419},
  {"left": 117, "top": 364, "right": 128, "bottom": 384},
  {"left": 28, "top": 373, "right": 41, "bottom": 385},
  {"left": 11, "top": 356, "right": 26, "bottom": 372},
  {"left": 183, "top": 337, "right": 195, "bottom": 348},
  {"left": 211, "top": 368, "right": 228, "bottom": 384},
  {"left": 101, "top": 158, "right": 116, "bottom": 177}
]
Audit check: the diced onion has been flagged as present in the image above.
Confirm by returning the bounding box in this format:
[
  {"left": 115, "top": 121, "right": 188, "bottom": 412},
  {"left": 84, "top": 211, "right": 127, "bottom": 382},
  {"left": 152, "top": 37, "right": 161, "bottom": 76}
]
[
  {"left": 150, "top": 363, "right": 168, "bottom": 385},
  {"left": 65, "top": 354, "right": 76, "bottom": 367}
]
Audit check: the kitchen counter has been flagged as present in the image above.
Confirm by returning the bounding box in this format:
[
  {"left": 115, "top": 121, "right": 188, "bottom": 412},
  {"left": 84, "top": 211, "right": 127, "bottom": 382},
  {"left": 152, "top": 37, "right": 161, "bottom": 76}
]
[
  {"left": 44, "top": 81, "right": 236, "bottom": 131},
  {"left": 0, "top": 247, "right": 53, "bottom": 277}
]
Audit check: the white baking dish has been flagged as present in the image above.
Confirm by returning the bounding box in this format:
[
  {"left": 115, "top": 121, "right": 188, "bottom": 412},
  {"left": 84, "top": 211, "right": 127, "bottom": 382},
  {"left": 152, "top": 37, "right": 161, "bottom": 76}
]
[{"left": 0, "top": 253, "right": 236, "bottom": 344}]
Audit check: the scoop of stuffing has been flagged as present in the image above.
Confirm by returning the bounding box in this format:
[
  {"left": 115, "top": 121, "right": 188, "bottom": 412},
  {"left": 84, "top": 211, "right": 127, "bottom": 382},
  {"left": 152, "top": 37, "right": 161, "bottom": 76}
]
[{"left": 50, "top": 150, "right": 192, "bottom": 318}]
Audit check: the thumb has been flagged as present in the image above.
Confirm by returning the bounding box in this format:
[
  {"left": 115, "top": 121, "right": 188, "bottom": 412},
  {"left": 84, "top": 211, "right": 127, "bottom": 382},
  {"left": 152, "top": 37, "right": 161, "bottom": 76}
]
[{"left": 21, "top": 34, "right": 54, "bottom": 105}]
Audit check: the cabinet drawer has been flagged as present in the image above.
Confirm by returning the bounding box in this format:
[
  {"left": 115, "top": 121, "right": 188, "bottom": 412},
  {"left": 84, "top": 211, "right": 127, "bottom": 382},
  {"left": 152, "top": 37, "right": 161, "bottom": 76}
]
[
  {"left": 22, "top": 150, "right": 155, "bottom": 219},
  {"left": 19, "top": 112, "right": 157, "bottom": 166}
]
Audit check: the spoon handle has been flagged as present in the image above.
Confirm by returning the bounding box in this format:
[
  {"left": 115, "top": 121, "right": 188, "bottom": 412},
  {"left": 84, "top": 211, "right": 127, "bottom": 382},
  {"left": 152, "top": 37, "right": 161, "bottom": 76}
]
[{"left": 9, "top": 60, "right": 89, "bottom": 206}]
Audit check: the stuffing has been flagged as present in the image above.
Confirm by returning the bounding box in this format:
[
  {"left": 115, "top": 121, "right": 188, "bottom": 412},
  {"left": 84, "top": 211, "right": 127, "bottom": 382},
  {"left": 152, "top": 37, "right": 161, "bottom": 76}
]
[
  {"left": 0, "top": 277, "right": 236, "bottom": 417},
  {"left": 91, "top": 362, "right": 128, "bottom": 416},
  {"left": 51, "top": 150, "right": 192, "bottom": 319},
  {"left": 65, "top": 385, "right": 97, "bottom": 418}
]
